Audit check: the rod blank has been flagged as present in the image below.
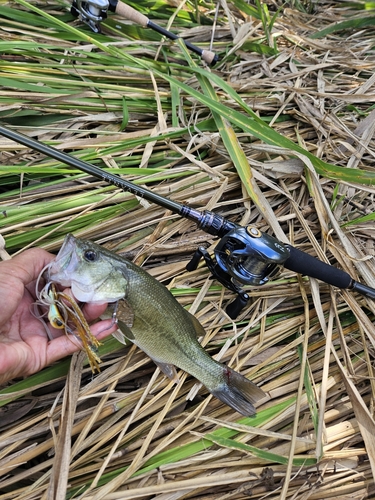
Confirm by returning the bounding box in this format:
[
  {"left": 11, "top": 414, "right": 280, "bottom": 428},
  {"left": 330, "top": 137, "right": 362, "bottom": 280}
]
[
  {"left": 0, "top": 125, "right": 231, "bottom": 235},
  {"left": 0, "top": 125, "right": 182, "bottom": 213}
]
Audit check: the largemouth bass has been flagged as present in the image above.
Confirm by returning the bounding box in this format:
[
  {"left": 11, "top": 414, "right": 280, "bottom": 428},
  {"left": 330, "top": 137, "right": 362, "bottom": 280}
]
[{"left": 48, "top": 234, "right": 266, "bottom": 416}]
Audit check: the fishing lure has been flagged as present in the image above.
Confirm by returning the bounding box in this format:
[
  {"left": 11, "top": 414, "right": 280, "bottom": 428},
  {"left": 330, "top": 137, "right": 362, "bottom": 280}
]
[{"left": 37, "top": 282, "right": 102, "bottom": 373}]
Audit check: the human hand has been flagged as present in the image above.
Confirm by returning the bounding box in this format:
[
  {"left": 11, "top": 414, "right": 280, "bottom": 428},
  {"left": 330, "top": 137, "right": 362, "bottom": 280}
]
[{"left": 0, "top": 247, "right": 118, "bottom": 385}]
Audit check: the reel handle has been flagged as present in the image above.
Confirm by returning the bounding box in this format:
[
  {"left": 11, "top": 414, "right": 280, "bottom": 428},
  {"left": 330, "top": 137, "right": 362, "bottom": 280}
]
[
  {"left": 186, "top": 249, "right": 203, "bottom": 272},
  {"left": 186, "top": 247, "right": 250, "bottom": 319},
  {"left": 225, "top": 293, "right": 249, "bottom": 320}
]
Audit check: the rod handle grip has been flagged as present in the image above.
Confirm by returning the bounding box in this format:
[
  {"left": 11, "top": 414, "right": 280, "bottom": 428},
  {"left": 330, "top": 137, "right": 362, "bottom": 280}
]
[
  {"left": 284, "top": 245, "right": 352, "bottom": 289},
  {"left": 115, "top": 1, "right": 149, "bottom": 27}
]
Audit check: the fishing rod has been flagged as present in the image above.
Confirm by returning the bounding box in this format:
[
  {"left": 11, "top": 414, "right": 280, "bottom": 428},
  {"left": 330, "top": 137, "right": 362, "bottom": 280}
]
[
  {"left": 1, "top": 124, "right": 375, "bottom": 318},
  {"left": 70, "top": 0, "right": 218, "bottom": 65}
]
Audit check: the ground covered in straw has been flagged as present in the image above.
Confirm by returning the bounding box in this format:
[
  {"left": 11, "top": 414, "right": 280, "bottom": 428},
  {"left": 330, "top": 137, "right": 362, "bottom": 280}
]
[{"left": 0, "top": 0, "right": 375, "bottom": 498}]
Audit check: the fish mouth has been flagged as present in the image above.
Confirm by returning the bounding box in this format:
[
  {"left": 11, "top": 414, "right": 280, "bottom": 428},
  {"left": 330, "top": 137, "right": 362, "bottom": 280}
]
[{"left": 47, "top": 233, "right": 78, "bottom": 286}]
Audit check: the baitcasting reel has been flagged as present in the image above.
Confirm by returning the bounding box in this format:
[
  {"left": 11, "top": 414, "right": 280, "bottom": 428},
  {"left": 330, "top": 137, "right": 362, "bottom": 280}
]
[
  {"left": 214, "top": 226, "right": 289, "bottom": 286},
  {"left": 186, "top": 225, "right": 291, "bottom": 318}
]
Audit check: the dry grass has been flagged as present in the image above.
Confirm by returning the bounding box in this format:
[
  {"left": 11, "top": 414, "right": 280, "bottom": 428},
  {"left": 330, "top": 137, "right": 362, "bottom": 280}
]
[{"left": 0, "top": 0, "right": 375, "bottom": 498}]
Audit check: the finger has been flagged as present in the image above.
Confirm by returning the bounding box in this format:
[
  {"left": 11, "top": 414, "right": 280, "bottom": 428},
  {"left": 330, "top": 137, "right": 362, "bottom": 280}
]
[
  {"left": 59, "top": 288, "right": 109, "bottom": 323},
  {"left": 90, "top": 318, "right": 119, "bottom": 340},
  {"left": 82, "top": 302, "right": 109, "bottom": 323},
  {"left": 0, "top": 248, "right": 55, "bottom": 324},
  {"left": 46, "top": 318, "right": 118, "bottom": 365},
  {"left": 0, "top": 248, "right": 54, "bottom": 286}
]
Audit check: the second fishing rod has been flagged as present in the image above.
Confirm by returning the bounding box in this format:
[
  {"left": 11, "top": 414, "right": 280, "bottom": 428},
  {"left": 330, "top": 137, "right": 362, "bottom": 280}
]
[
  {"left": 1, "top": 124, "right": 374, "bottom": 318},
  {"left": 70, "top": 0, "right": 218, "bottom": 64}
]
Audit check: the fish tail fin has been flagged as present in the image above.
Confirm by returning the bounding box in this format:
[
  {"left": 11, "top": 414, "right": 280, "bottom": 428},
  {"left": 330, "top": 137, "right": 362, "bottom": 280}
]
[{"left": 210, "top": 366, "right": 266, "bottom": 416}]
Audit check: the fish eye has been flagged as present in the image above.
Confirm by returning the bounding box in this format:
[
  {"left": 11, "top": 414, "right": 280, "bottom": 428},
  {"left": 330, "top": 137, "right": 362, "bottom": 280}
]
[{"left": 84, "top": 249, "right": 98, "bottom": 262}]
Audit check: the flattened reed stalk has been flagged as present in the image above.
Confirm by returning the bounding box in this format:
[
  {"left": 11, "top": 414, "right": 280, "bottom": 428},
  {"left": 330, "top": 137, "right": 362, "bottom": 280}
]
[{"left": 0, "top": 0, "right": 375, "bottom": 497}]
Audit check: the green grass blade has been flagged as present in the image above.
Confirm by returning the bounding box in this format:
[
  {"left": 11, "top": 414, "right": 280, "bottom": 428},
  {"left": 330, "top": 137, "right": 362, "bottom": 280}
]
[
  {"left": 204, "top": 433, "right": 317, "bottom": 466},
  {"left": 152, "top": 69, "right": 375, "bottom": 185},
  {"left": 311, "top": 16, "right": 375, "bottom": 38},
  {"left": 341, "top": 211, "right": 375, "bottom": 227}
]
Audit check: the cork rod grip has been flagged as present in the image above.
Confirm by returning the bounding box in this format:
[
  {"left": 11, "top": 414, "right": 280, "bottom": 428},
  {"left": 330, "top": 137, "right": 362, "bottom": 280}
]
[
  {"left": 115, "top": 1, "right": 149, "bottom": 27},
  {"left": 200, "top": 49, "right": 217, "bottom": 65}
]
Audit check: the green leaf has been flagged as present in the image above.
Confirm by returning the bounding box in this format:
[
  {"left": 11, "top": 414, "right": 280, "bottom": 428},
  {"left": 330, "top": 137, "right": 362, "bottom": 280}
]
[
  {"left": 311, "top": 16, "right": 375, "bottom": 38},
  {"left": 0, "top": 77, "right": 58, "bottom": 93},
  {"left": 120, "top": 96, "right": 129, "bottom": 131},
  {"left": 341, "top": 210, "right": 375, "bottom": 227},
  {"left": 204, "top": 433, "right": 317, "bottom": 466},
  {"left": 229, "top": 0, "right": 262, "bottom": 18}
]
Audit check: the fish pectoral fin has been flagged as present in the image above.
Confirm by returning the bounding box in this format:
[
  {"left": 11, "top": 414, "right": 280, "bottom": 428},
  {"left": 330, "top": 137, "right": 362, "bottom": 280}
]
[
  {"left": 153, "top": 360, "right": 179, "bottom": 383},
  {"left": 117, "top": 320, "right": 135, "bottom": 341},
  {"left": 111, "top": 330, "right": 130, "bottom": 346}
]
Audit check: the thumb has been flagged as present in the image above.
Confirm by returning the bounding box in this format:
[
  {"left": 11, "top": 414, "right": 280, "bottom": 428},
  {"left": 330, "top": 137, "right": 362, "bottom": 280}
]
[
  {"left": 2, "top": 248, "right": 54, "bottom": 286},
  {"left": 0, "top": 248, "right": 54, "bottom": 322}
]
